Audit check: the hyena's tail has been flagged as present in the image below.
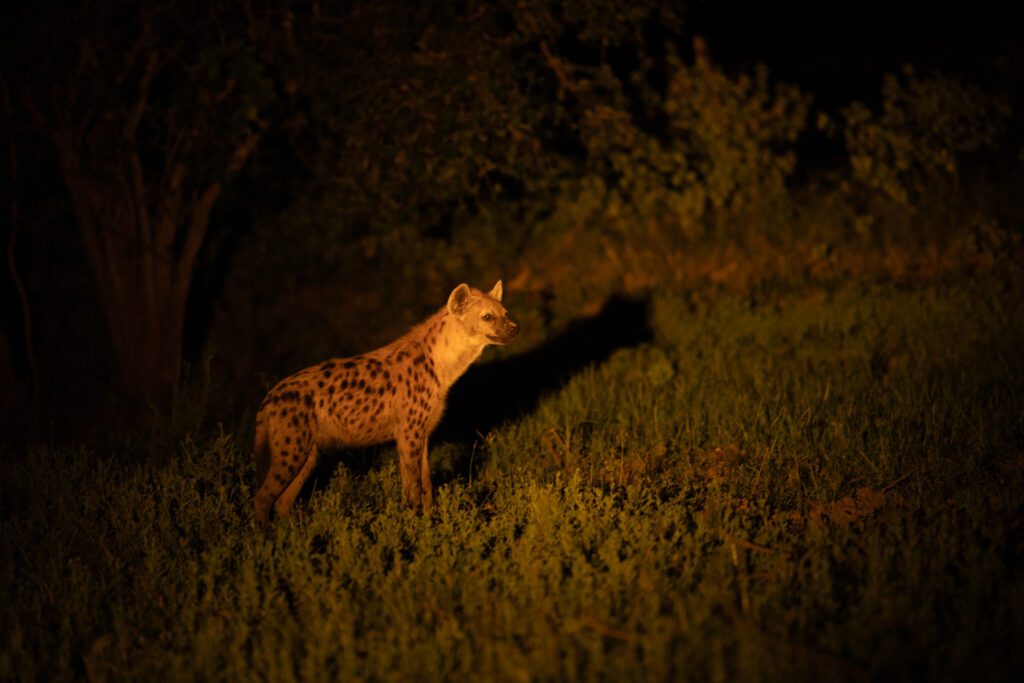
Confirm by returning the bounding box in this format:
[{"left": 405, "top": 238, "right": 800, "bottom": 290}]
[
  {"left": 253, "top": 419, "right": 280, "bottom": 525},
  {"left": 254, "top": 420, "right": 271, "bottom": 498}
]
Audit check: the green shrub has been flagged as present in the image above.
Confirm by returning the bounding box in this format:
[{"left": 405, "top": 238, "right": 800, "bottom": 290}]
[
  {"left": 839, "top": 66, "right": 1011, "bottom": 228},
  {"left": 555, "top": 43, "right": 810, "bottom": 244}
]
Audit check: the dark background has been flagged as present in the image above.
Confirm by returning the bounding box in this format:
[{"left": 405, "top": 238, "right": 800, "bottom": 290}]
[{"left": 1, "top": 0, "right": 1020, "bottom": 440}]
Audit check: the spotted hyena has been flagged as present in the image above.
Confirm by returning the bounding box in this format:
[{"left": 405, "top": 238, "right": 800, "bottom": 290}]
[{"left": 253, "top": 281, "right": 518, "bottom": 523}]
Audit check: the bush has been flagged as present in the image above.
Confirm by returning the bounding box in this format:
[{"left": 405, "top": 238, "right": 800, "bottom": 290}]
[
  {"left": 556, "top": 40, "right": 810, "bottom": 243},
  {"left": 839, "top": 66, "right": 1011, "bottom": 228}
]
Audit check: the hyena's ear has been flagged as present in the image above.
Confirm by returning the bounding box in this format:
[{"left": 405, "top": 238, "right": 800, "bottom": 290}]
[
  {"left": 447, "top": 283, "right": 473, "bottom": 316},
  {"left": 488, "top": 280, "right": 503, "bottom": 302}
]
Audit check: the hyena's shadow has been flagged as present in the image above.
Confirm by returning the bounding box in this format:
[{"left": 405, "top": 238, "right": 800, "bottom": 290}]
[
  {"left": 432, "top": 294, "right": 652, "bottom": 482},
  {"left": 301, "top": 295, "right": 651, "bottom": 499}
]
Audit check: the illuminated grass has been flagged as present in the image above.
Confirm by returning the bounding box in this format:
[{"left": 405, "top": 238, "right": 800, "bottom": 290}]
[{"left": 3, "top": 271, "right": 1023, "bottom": 681}]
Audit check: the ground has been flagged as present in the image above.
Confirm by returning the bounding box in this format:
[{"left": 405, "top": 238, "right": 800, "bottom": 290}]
[{"left": 2, "top": 261, "right": 1022, "bottom": 681}]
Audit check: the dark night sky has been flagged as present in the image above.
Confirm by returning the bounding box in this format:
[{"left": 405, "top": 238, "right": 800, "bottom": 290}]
[{"left": 689, "top": 0, "right": 1019, "bottom": 104}]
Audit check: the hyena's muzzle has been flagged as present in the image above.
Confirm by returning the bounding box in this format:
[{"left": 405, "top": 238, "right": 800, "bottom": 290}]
[{"left": 488, "top": 318, "right": 519, "bottom": 345}]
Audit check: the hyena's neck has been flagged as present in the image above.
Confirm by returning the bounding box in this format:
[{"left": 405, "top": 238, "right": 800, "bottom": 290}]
[{"left": 413, "top": 308, "right": 487, "bottom": 389}]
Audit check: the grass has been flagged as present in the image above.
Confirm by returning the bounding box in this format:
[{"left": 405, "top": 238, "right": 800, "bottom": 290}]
[{"left": 2, "top": 266, "right": 1023, "bottom": 681}]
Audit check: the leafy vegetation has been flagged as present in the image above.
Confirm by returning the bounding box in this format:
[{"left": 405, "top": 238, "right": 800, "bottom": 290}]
[
  {"left": 4, "top": 267, "right": 1022, "bottom": 681},
  {"left": 841, "top": 67, "right": 1011, "bottom": 206},
  {"left": 207, "top": 12, "right": 1017, "bottom": 406}
]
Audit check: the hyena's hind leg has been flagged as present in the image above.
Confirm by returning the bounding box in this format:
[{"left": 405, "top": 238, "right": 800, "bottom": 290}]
[
  {"left": 254, "top": 429, "right": 317, "bottom": 524},
  {"left": 273, "top": 444, "right": 318, "bottom": 521}
]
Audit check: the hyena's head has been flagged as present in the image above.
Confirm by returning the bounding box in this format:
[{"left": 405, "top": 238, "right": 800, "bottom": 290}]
[{"left": 446, "top": 280, "right": 519, "bottom": 345}]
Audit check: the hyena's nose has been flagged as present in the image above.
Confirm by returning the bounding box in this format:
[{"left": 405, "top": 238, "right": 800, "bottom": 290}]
[{"left": 507, "top": 322, "right": 519, "bottom": 337}]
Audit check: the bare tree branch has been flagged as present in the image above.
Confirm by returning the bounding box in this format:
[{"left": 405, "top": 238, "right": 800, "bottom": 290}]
[
  {"left": 540, "top": 41, "right": 582, "bottom": 99},
  {"left": 227, "top": 121, "right": 267, "bottom": 174},
  {"left": 172, "top": 181, "right": 222, "bottom": 312},
  {"left": 124, "top": 49, "right": 160, "bottom": 142}
]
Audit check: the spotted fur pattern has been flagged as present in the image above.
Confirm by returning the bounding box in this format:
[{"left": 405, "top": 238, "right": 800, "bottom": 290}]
[{"left": 254, "top": 281, "right": 518, "bottom": 523}]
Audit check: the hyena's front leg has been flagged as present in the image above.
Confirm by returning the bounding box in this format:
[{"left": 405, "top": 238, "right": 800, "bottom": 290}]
[
  {"left": 420, "top": 441, "right": 434, "bottom": 510},
  {"left": 396, "top": 432, "right": 425, "bottom": 508}
]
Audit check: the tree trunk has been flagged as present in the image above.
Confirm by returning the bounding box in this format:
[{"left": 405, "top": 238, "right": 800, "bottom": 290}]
[{"left": 57, "top": 146, "right": 218, "bottom": 407}]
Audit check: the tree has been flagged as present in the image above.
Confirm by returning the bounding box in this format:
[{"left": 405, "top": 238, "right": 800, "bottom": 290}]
[{"left": 17, "top": 0, "right": 274, "bottom": 405}]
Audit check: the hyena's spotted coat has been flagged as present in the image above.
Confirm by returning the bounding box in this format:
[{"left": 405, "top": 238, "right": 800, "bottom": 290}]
[{"left": 254, "top": 281, "right": 518, "bottom": 523}]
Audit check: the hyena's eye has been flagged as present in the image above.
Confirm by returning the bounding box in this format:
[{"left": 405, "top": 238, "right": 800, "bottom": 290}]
[{"left": 482, "top": 313, "right": 493, "bottom": 322}]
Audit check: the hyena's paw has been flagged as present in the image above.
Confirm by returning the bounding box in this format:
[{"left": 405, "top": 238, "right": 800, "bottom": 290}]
[
  {"left": 254, "top": 494, "right": 275, "bottom": 526},
  {"left": 402, "top": 485, "right": 422, "bottom": 509}
]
